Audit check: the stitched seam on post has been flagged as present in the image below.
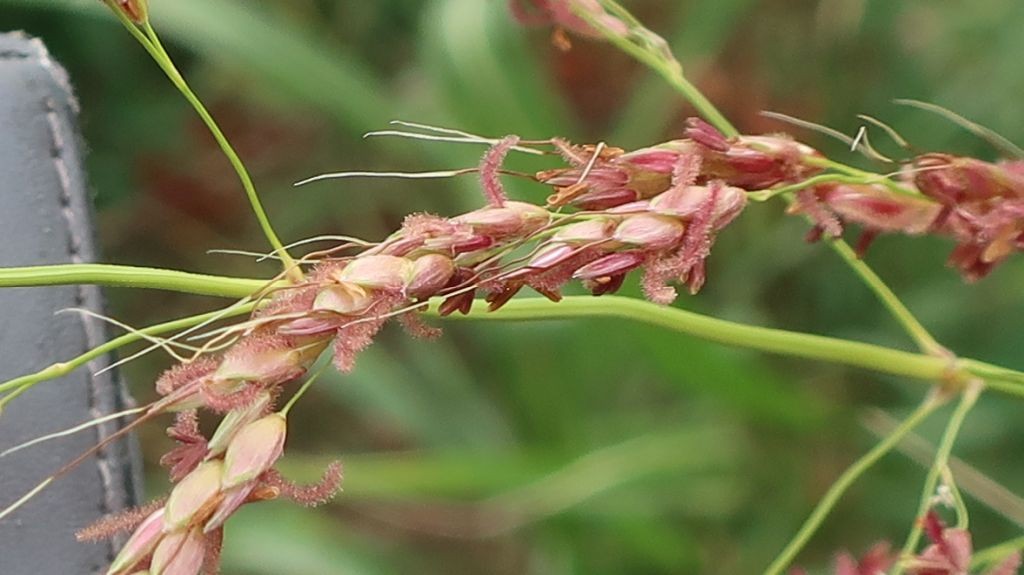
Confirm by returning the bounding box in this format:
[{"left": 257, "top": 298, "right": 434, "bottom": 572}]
[{"left": 42, "top": 83, "right": 120, "bottom": 575}]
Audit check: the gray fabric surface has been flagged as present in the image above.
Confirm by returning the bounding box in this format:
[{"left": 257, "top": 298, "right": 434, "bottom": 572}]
[{"left": 0, "top": 32, "right": 142, "bottom": 575}]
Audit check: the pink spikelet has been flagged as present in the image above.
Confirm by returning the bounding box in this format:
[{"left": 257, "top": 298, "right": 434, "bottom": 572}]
[
  {"left": 155, "top": 356, "right": 217, "bottom": 396},
  {"left": 631, "top": 152, "right": 710, "bottom": 302},
  {"left": 216, "top": 332, "right": 309, "bottom": 388},
  {"left": 479, "top": 135, "right": 520, "bottom": 207},
  {"left": 263, "top": 462, "right": 344, "bottom": 507}
]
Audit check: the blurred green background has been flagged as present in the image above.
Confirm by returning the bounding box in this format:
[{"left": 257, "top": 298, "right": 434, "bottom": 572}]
[{"left": 4, "top": 0, "right": 1024, "bottom": 573}]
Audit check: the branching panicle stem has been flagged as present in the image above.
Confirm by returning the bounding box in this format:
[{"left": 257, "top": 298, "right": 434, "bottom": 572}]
[
  {"left": 1, "top": 264, "right": 1022, "bottom": 398},
  {"left": 763, "top": 392, "right": 946, "bottom": 575},
  {"left": 0, "top": 264, "right": 269, "bottom": 298},
  {"left": 13, "top": 4, "right": 1023, "bottom": 571},
  {"left": 894, "top": 380, "right": 985, "bottom": 574},
  {"left": 107, "top": 7, "right": 299, "bottom": 280}
]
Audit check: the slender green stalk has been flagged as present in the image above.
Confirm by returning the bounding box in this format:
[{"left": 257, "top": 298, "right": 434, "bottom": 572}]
[
  {"left": 895, "top": 380, "right": 985, "bottom": 574},
  {"left": 944, "top": 467, "right": 969, "bottom": 529},
  {"left": 280, "top": 361, "right": 330, "bottom": 417},
  {"left": 774, "top": 191, "right": 944, "bottom": 356},
  {"left": 962, "top": 359, "right": 1024, "bottom": 388},
  {"left": 0, "top": 263, "right": 268, "bottom": 298},
  {"left": 576, "top": 0, "right": 738, "bottom": 137},
  {"left": 762, "top": 392, "right": 946, "bottom": 575},
  {"left": 748, "top": 174, "right": 865, "bottom": 202},
  {"left": 106, "top": 6, "right": 299, "bottom": 279},
  {"left": 0, "top": 303, "right": 255, "bottom": 399},
  {"left": 861, "top": 408, "right": 1024, "bottom": 529},
  {"left": 2, "top": 262, "right": 1023, "bottom": 393},
  {"left": 823, "top": 235, "right": 946, "bottom": 356},
  {"left": 803, "top": 156, "right": 921, "bottom": 197},
  {"left": 429, "top": 297, "right": 1024, "bottom": 392}
]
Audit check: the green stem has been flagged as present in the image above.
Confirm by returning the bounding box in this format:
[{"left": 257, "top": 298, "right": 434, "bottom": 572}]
[
  {"left": 779, "top": 192, "right": 945, "bottom": 356},
  {"left": 748, "top": 174, "right": 865, "bottom": 202},
  {"left": 578, "top": 1, "right": 738, "bottom": 137},
  {"left": 280, "top": 361, "right": 330, "bottom": 417},
  {"left": 803, "top": 156, "right": 922, "bottom": 198},
  {"left": 824, "top": 237, "right": 946, "bottom": 356},
  {"left": 762, "top": 393, "right": 946, "bottom": 575},
  {"left": 430, "top": 297, "right": 1024, "bottom": 392},
  {"left": 109, "top": 7, "right": 298, "bottom": 279},
  {"left": 0, "top": 303, "right": 255, "bottom": 401},
  {"left": 4, "top": 263, "right": 1024, "bottom": 396},
  {"left": 0, "top": 264, "right": 268, "bottom": 298},
  {"left": 895, "top": 380, "right": 985, "bottom": 574}
]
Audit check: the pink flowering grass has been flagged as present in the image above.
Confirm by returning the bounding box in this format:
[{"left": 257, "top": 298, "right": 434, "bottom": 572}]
[{"left": 1, "top": 1, "right": 1024, "bottom": 574}]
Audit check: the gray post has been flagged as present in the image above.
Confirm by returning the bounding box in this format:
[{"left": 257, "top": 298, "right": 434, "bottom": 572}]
[{"left": 0, "top": 32, "right": 143, "bottom": 575}]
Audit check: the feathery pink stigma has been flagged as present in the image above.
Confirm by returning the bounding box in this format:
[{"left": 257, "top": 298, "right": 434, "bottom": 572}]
[
  {"left": 263, "top": 461, "right": 344, "bottom": 507},
  {"left": 253, "top": 284, "right": 318, "bottom": 319},
  {"left": 75, "top": 497, "right": 166, "bottom": 542},
  {"left": 203, "top": 380, "right": 275, "bottom": 414},
  {"left": 479, "top": 135, "right": 520, "bottom": 207},
  {"left": 671, "top": 151, "right": 703, "bottom": 190},
  {"left": 398, "top": 311, "right": 443, "bottom": 340},
  {"left": 155, "top": 356, "right": 218, "bottom": 396},
  {"left": 401, "top": 212, "right": 458, "bottom": 237},
  {"left": 640, "top": 257, "right": 679, "bottom": 305},
  {"left": 677, "top": 181, "right": 722, "bottom": 293},
  {"left": 331, "top": 295, "right": 401, "bottom": 373}
]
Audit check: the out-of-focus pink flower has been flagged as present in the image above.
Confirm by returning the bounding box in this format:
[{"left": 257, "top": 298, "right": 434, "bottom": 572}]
[
  {"left": 904, "top": 511, "right": 1021, "bottom": 575},
  {"left": 103, "top": 0, "right": 148, "bottom": 23},
  {"left": 832, "top": 542, "right": 894, "bottom": 575},
  {"left": 508, "top": 0, "right": 630, "bottom": 39}
]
